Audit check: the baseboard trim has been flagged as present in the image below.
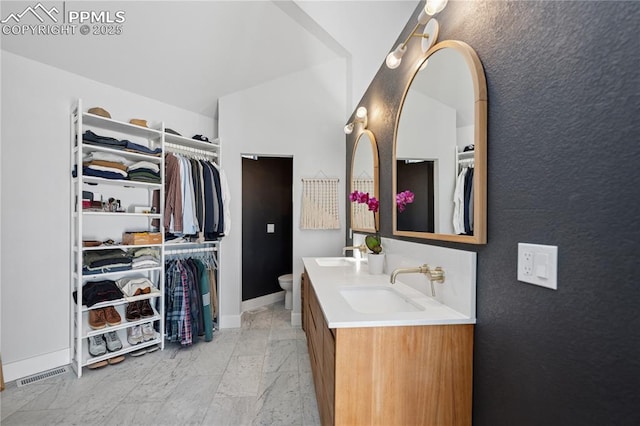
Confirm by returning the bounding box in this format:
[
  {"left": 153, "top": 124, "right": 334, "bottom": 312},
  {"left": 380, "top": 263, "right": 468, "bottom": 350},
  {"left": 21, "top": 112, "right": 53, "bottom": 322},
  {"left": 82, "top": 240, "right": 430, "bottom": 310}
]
[
  {"left": 219, "top": 314, "right": 242, "bottom": 329},
  {"left": 291, "top": 312, "right": 302, "bottom": 327},
  {"left": 241, "top": 291, "right": 285, "bottom": 312},
  {"left": 3, "top": 349, "right": 70, "bottom": 383}
]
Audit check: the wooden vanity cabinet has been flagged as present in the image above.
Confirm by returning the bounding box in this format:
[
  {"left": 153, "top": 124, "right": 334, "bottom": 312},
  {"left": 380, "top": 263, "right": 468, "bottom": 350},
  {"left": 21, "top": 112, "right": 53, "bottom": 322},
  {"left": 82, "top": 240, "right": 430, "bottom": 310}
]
[{"left": 302, "top": 270, "right": 474, "bottom": 426}]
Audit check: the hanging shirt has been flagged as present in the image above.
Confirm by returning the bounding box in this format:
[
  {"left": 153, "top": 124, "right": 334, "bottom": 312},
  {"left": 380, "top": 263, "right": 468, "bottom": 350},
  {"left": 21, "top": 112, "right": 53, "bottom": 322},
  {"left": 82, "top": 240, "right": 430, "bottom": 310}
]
[
  {"left": 164, "top": 153, "right": 183, "bottom": 233},
  {"left": 179, "top": 155, "right": 198, "bottom": 235},
  {"left": 453, "top": 167, "right": 468, "bottom": 234}
]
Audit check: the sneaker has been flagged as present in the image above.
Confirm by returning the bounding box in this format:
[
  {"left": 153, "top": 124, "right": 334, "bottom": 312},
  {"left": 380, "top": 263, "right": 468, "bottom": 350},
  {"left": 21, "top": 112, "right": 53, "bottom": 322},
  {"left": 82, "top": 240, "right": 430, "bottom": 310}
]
[
  {"left": 139, "top": 299, "right": 154, "bottom": 318},
  {"left": 127, "top": 325, "right": 143, "bottom": 345},
  {"left": 104, "top": 331, "right": 123, "bottom": 352},
  {"left": 88, "top": 309, "right": 106, "bottom": 330},
  {"left": 141, "top": 322, "right": 155, "bottom": 341},
  {"left": 88, "top": 335, "right": 107, "bottom": 356},
  {"left": 103, "top": 306, "right": 121, "bottom": 326},
  {"left": 125, "top": 302, "right": 140, "bottom": 322}
]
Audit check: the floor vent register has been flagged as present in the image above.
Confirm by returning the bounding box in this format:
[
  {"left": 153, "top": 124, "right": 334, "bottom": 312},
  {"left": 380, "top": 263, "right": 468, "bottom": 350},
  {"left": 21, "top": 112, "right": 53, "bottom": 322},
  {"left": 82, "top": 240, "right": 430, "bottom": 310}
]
[{"left": 17, "top": 366, "right": 70, "bottom": 387}]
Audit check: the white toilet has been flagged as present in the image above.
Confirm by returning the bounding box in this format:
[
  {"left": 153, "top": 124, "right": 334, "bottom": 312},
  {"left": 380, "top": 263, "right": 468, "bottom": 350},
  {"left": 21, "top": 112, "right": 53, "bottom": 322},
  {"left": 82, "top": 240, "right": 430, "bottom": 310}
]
[{"left": 278, "top": 273, "right": 293, "bottom": 310}]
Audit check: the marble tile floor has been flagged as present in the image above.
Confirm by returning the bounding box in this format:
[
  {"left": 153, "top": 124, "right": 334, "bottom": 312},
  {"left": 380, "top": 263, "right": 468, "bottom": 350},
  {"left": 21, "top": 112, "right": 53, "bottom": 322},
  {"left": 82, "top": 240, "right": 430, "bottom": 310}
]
[{"left": 0, "top": 302, "right": 320, "bottom": 426}]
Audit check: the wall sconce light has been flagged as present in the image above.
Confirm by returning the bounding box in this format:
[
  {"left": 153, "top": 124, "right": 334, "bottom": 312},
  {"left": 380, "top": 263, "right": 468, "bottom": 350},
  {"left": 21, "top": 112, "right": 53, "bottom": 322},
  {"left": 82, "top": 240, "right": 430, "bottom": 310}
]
[
  {"left": 344, "top": 106, "right": 368, "bottom": 134},
  {"left": 385, "top": 0, "right": 448, "bottom": 69}
]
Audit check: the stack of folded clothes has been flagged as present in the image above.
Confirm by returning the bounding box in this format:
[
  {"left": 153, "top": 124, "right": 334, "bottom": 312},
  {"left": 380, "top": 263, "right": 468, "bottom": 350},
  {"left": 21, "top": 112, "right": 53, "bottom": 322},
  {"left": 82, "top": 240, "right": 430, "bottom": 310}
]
[
  {"left": 116, "top": 276, "right": 157, "bottom": 298},
  {"left": 83, "top": 151, "right": 130, "bottom": 180},
  {"left": 128, "top": 247, "right": 161, "bottom": 269},
  {"left": 83, "top": 130, "right": 161, "bottom": 156},
  {"left": 73, "top": 279, "right": 124, "bottom": 307},
  {"left": 128, "top": 161, "right": 161, "bottom": 183},
  {"left": 123, "top": 139, "right": 162, "bottom": 156},
  {"left": 83, "top": 130, "right": 126, "bottom": 150},
  {"left": 83, "top": 249, "right": 132, "bottom": 275}
]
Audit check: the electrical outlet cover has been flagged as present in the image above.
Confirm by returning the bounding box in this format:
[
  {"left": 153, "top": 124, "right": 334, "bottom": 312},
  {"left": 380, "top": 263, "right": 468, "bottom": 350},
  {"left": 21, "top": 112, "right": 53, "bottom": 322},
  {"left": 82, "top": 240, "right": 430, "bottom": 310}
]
[{"left": 518, "top": 243, "right": 558, "bottom": 290}]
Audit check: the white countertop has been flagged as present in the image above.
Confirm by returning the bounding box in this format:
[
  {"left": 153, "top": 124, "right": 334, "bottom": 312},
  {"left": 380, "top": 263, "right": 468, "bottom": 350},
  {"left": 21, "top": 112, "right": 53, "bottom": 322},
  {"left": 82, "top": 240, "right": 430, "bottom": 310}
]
[{"left": 303, "top": 257, "right": 476, "bottom": 328}]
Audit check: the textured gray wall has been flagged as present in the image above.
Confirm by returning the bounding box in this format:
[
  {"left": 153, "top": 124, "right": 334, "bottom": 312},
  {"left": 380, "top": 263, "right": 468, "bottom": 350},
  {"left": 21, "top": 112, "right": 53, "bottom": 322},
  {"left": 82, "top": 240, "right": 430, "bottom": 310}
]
[{"left": 345, "top": 1, "right": 640, "bottom": 424}]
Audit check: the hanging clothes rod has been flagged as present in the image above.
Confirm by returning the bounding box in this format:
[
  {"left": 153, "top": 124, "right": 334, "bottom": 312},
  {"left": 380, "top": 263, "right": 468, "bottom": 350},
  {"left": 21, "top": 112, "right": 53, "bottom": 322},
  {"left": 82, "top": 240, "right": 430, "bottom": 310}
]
[
  {"left": 165, "top": 246, "right": 218, "bottom": 255},
  {"left": 165, "top": 142, "right": 218, "bottom": 157}
]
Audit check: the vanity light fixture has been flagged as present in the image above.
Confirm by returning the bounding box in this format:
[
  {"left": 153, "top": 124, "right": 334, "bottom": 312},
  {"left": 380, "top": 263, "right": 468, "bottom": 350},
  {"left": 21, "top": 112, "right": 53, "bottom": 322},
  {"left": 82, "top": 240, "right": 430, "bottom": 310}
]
[
  {"left": 344, "top": 106, "right": 368, "bottom": 134},
  {"left": 385, "top": 0, "right": 448, "bottom": 69}
]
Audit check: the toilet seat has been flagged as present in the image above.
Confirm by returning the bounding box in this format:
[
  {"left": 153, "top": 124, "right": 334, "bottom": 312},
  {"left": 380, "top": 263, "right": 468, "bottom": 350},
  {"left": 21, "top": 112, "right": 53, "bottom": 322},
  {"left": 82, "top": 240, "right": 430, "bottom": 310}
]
[{"left": 279, "top": 273, "right": 293, "bottom": 282}]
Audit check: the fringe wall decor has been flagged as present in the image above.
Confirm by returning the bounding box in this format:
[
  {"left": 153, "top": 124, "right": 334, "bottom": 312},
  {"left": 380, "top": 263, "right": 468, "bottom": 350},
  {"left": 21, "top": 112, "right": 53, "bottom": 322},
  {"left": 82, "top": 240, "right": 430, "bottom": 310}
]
[{"left": 300, "top": 178, "right": 340, "bottom": 230}]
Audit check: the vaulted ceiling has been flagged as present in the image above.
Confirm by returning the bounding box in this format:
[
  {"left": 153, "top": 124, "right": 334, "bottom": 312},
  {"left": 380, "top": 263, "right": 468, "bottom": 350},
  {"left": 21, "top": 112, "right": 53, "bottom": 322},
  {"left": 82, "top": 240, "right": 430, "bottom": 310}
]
[{"left": 1, "top": 1, "right": 418, "bottom": 117}]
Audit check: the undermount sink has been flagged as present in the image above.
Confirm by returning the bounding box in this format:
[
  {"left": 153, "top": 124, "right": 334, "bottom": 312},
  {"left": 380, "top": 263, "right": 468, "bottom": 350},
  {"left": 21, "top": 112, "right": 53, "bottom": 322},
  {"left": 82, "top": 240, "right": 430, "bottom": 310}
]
[
  {"left": 339, "top": 286, "right": 425, "bottom": 314},
  {"left": 315, "top": 257, "right": 359, "bottom": 267}
]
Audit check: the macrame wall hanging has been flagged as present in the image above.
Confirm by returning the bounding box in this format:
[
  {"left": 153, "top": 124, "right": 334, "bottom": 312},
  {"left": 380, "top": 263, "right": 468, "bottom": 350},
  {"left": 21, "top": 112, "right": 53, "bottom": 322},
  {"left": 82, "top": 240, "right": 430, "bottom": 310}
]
[
  {"left": 352, "top": 177, "right": 375, "bottom": 229},
  {"left": 300, "top": 176, "right": 340, "bottom": 230}
]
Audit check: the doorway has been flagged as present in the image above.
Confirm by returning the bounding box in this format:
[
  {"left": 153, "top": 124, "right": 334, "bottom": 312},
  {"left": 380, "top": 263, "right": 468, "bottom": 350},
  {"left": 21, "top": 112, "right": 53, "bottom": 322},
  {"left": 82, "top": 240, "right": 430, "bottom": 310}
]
[
  {"left": 396, "top": 159, "right": 435, "bottom": 233},
  {"left": 241, "top": 156, "right": 293, "bottom": 302}
]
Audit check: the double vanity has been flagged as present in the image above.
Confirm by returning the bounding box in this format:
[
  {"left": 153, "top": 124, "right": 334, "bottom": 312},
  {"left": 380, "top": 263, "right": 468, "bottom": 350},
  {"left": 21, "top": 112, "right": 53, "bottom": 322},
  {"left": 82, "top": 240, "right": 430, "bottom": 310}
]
[
  {"left": 302, "top": 256, "right": 474, "bottom": 426},
  {"left": 334, "top": 8, "right": 487, "bottom": 424}
]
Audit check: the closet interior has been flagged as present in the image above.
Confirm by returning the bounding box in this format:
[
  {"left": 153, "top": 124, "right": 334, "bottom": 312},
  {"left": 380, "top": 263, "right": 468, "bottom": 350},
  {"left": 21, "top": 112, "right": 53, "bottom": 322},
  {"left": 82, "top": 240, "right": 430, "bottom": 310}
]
[{"left": 70, "top": 99, "right": 224, "bottom": 377}]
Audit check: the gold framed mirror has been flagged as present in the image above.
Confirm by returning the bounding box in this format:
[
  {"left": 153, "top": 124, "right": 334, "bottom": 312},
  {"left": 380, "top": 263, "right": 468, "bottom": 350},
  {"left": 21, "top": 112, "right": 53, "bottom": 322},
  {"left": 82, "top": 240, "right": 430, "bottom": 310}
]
[
  {"left": 351, "top": 129, "right": 379, "bottom": 232},
  {"left": 393, "top": 40, "right": 487, "bottom": 244}
]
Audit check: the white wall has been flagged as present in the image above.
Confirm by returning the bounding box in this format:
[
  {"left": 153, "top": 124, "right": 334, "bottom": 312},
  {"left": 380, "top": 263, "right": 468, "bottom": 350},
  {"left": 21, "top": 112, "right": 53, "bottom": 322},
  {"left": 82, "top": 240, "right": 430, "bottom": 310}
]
[
  {"left": 0, "top": 51, "right": 214, "bottom": 381},
  {"left": 294, "top": 0, "right": 419, "bottom": 109},
  {"left": 219, "top": 58, "right": 347, "bottom": 327}
]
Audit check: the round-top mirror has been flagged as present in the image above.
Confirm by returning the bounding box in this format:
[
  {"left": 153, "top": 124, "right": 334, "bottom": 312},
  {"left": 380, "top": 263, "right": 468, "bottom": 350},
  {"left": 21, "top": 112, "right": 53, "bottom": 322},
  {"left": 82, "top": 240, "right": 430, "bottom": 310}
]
[
  {"left": 393, "top": 40, "right": 487, "bottom": 244},
  {"left": 351, "top": 130, "right": 379, "bottom": 232}
]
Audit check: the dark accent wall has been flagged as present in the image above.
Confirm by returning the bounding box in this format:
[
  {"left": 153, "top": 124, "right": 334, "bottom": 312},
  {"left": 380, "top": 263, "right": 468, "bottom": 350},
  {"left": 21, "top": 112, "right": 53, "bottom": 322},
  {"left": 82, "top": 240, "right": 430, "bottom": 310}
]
[
  {"left": 345, "top": 1, "right": 640, "bottom": 425},
  {"left": 242, "top": 157, "right": 293, "bottom": 301}
]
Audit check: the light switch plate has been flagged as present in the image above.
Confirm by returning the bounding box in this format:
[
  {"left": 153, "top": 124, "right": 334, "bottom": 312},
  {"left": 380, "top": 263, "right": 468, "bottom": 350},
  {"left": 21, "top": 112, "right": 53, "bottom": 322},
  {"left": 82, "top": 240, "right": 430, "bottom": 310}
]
[
  {"left": 267, "top": 223, "right": 275, "bottom": 233},
  {"left": 517, "top": 243, "right": 558, "bottom": 290}
]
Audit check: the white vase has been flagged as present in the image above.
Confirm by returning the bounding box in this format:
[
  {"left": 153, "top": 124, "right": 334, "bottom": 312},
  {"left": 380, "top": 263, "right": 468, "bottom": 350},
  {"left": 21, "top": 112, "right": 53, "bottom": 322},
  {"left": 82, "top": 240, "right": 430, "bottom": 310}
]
[{"left": 367, "top": 253, "right": 385, "bottom": 275}]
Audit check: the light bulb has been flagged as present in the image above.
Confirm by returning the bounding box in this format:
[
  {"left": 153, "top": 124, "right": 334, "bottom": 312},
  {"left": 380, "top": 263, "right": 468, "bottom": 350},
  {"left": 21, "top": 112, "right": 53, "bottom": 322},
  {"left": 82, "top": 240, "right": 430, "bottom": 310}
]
[
  {"left": 424, "top": 0, "right": 448, "bottom": 16},
  {"left": 356, "top": 107, "right": 367, "bottom": 120},
  {"left": 385, "top": 44, "right": 407, "bottom": 69},
  {"left": 344, "top": 122, "right": 354, "bottom": 134}
]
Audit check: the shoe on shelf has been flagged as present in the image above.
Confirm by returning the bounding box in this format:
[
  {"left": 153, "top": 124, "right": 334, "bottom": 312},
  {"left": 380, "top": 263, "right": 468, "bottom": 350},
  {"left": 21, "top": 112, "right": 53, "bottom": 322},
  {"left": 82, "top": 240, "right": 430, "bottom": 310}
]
[
  {"left": 125, "top": 302, "right": 140, "bottom": 322},
  {"left": 88, "top": 360, "right": 108, "bottom": 369},
  {"left": 141, "top": 322, "right": 155, "bottom": 341},
  {"left": 139, "top": 299, "right": 154, "bottom": 318},
  {"left": 88, "top": 335, "right": 107, "bottom": 357},
  {"left": 127, "top": 325, "right": 143, "bottom": 345},
  {"left": 130, "top": 347, "right": 147, "bottom": 357},
  {"left": 145, "top": 345, "right": 159, "bottom": 354},
  {"left": 103, "top": 306, "right": 121, "bottom": 326},
  {"left": 104, "top": 331, "right": 123, "bottom": 352},
  {"left": 89, "top": 308, "right": 106, "bottom": 330},
  {"left": 107, "top": 355, "right": 125, "bottom": 365}
]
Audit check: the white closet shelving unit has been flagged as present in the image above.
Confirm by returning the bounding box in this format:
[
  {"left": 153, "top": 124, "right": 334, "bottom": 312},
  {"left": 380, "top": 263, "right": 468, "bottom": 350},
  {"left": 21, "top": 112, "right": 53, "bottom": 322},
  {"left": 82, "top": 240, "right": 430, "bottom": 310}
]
[
  {"left": 70, "top": 99, "right": 165, "bottom": 377},
  {"left": 71, "top": 99, "right": 222, "bottom": 377},
  {"left": 456, "top": 146, "right": 475, "bottom": 170}
]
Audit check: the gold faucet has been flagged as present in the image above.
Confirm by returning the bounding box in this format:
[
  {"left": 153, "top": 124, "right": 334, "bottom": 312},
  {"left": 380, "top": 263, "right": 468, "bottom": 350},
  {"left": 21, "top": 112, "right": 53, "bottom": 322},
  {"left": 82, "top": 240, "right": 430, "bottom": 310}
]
[
  {"left": 342, "top": 244, "right": 367, "bottom": 256},
  {"left": 389, "top": 264, "right": 445, "bottom": 296}
]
